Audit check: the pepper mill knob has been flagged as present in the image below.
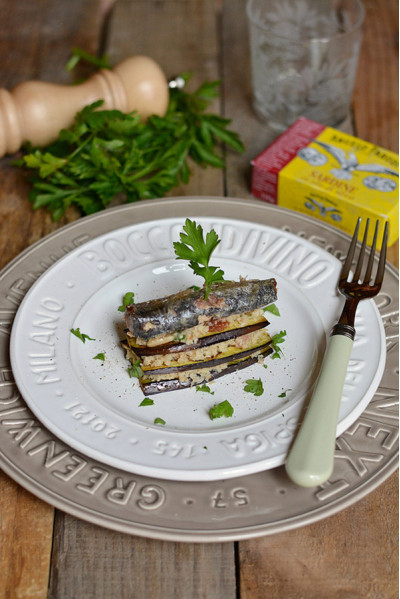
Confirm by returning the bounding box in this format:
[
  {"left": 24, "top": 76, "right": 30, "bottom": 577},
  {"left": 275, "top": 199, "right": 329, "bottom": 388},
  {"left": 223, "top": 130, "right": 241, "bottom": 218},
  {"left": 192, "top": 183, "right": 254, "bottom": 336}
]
[{"left": 0, "top": 55, "right": 169, "bottom": 158}]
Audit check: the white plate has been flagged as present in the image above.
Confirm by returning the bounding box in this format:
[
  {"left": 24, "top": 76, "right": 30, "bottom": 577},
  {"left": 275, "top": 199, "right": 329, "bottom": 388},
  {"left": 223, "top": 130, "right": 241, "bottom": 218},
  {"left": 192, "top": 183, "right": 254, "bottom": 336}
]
[{"left": 10, "top": 217, "right": 386, "bottom": 481}]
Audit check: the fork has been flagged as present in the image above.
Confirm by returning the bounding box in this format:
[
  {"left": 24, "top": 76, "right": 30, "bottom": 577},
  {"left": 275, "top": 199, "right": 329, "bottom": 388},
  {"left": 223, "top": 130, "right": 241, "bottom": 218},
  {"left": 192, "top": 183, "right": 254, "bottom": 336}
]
[{"left": 285, "top": 218, "right": 388, "bottom": 487}]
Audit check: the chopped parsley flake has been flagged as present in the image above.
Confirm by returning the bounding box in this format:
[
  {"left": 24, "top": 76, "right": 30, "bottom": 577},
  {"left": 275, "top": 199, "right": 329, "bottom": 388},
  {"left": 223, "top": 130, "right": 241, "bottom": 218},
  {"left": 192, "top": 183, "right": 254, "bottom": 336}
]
[
  {"left": 70, "top": 328, "right": 95, "bottom": 343},
  {"left": 196, "top": 384, "right": 214, "bottom": 395},
  {"left": 154, "top": 417, "right": 166, "bottom": 425},
  {"left": 209, "top": 400, "right": 234, "bottom": 420},
  {"left": 118, "top": 291, "right": 135, "bottom": 312},
  {"left": 174, "top": 332, "right": 186, "bottom": 341},
  {"left": 139, "top": 397, "right": 154, "bottom": 406},
  {"left": 93, "top": 352, "right": 106, "bottom": 361},
  {"left": 127, "top": 359, "right": 143, "bottom": 379},
  {"left": 244, "top": 378, "right": 264, "bottom": 396},
  {"left": 264, "top": 303, "right": 280, "bottom": 316}
]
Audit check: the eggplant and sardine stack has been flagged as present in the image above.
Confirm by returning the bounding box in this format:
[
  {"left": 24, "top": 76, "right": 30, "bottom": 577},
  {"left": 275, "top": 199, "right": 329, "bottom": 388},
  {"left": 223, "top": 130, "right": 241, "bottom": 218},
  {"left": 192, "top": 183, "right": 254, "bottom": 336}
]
[{"left": 122, "top": 278, "right": 277, "bottom": 395}]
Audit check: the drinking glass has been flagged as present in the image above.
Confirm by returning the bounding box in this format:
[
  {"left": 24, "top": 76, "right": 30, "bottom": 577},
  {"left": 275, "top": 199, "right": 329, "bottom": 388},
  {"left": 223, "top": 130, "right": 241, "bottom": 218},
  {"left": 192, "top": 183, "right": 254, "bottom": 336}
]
[{"left": 246, "top": 0, "right": 365, "bottom": 131}]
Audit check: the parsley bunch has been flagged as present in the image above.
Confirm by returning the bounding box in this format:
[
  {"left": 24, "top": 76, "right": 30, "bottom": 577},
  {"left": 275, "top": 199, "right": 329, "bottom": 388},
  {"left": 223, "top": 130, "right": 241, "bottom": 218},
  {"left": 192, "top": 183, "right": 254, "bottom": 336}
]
[{"left": 17, "top": 76, "right": 244, "bottom": 221}]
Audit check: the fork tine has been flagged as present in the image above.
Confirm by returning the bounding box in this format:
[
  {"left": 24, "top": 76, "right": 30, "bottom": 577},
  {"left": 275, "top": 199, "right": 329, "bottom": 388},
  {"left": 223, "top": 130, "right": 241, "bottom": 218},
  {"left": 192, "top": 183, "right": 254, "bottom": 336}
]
[
  {"left": 353, "top": 218, "right": 369, "bottom": 281},
  {"left": 363, "top": 220, "right": 379, "bottom": 283},
  {"left": 375, "top": 221, "right": 388, "bottom": 286},
  {"left": 341, "top": 217, "right": 361, "bottom": 280}
]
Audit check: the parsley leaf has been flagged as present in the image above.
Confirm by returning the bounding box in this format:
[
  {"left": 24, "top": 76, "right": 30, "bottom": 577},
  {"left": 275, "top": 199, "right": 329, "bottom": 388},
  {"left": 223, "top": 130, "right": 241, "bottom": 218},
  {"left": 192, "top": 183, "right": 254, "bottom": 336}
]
[
  {"left": 154, "top": 417, "right": 166, "bottom": 425},
  {"left": 127, "top": 359, "right": 143, "bottom": 378},
  {"left": 139, "top": 397, "right": 154, "bottom": 406},
  {"left": 93, "top": 352, "right": 105, "bottom": 361},
  {"left": 209, "top": 400, "right": 234, "bottom": 420},
  {"left": 118, "top": 291, "right": 135, "bottom": 312},
  {"left": 174, "top": 218, "right": 225, "bottom": 298},
  {"left": 264, "top": 303, "right": 280, "bottom": 317},
  {"left": 196, "top": 384, "right": 214, "bottom": 395},
  {"left": 70, "top": 328, "right": 95, "bottom": 343},
  {"left": 270, "top": 330, "right": 287, "bottom": 359},
  {"left": 244, "top": 378, "right": 264, "bottom": 396},
  {"left": 17, "top": 75, "right": 244, "bottom": 222}
]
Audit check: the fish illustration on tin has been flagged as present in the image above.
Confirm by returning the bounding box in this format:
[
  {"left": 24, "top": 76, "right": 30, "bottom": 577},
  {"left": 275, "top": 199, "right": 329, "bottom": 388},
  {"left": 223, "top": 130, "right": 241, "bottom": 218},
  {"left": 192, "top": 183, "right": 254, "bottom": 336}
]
[
  {"left": 304, "top": 198, "right": 342, "bottom": 221},
  {"left": 312, "top": 140, "right": 399, "bottom": 183}
]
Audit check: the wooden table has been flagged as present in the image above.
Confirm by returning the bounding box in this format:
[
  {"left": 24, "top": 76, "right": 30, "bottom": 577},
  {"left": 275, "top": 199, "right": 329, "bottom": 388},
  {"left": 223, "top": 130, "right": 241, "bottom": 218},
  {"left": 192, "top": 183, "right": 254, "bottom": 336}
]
[{"left": 0, "top": 1, "right": 398, "bottom": 597}]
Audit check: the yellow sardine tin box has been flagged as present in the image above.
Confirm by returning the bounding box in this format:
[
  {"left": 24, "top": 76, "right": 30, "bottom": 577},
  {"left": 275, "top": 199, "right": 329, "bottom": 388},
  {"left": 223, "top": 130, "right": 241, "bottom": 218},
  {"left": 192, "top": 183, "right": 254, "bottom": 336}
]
[{"left": 251, "top": 118, "right": 399, "bottom": 248}]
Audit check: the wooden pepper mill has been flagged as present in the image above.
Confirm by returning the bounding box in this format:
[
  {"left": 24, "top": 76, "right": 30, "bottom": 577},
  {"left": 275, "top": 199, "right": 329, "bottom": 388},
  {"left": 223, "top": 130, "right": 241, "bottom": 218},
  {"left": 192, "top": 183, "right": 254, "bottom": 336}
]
[{"left": 0, "top": 55, "right": 169, "bottom": 158}]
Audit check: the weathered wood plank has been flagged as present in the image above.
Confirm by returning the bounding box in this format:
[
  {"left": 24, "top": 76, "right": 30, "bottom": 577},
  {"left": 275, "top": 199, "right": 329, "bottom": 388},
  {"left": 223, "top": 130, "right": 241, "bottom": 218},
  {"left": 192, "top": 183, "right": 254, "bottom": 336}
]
[
  {"left": 219, "top": 0, "right": 270, "bottom": 201},
  {"left": 0, "top": 473, "right": 54, "bottom": 599},
  {"left": 353, "top": 0, "right": 399, "bottom": 153},
  {"left": 353, "top": 0, "right": 399, "bottom": 267},
  {"left": 238, "top": 472, "right": 399, "bottom": 599},
  {"left": 0, "top": 2, "right": 112, "bottom": 598},
  {"left": 0, "top": 0, "right": 108, "bottom": 88},
  {"left": 48, "top": 514, "right": 236, "bottom": 599}
]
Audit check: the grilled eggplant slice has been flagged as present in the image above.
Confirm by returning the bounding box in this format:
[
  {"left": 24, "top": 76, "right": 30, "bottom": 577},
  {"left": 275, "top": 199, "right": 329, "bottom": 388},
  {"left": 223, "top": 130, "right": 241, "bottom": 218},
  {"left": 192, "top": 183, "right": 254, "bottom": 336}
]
[
  {"left": 140, "top": 335, "right": 272, "bottom": 375},
  {"left": 125, "top": 320, "right": 268, "bottom": 356},
  {"left": 124, "top": 278, "right": 277, "bottom": 341},
  {"left": 140, "top": 347, "right": 273, "bottom": 395}
]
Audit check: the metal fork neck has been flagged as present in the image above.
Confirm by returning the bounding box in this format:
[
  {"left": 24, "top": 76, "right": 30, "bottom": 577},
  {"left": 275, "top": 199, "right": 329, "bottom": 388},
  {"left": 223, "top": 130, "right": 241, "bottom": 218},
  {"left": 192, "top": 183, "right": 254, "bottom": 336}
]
[
  {"left": 339, "top": 297, "right": 358, "bottom": 324},
  {"left": 331, "top": 297, "right": 358, "bottom": 340},
  {"left": 331, "top": 323, "right": 355, "bottom": 340}
]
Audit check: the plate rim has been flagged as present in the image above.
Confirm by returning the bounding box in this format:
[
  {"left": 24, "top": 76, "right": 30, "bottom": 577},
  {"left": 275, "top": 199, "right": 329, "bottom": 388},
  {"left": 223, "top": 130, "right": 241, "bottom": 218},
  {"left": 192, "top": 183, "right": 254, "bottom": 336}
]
[
  {"left": 1, "top": 196, "right": 398, "bottom": 542},
  {"left": 8, "top": 214, "right": 386, "bottom": 481}
]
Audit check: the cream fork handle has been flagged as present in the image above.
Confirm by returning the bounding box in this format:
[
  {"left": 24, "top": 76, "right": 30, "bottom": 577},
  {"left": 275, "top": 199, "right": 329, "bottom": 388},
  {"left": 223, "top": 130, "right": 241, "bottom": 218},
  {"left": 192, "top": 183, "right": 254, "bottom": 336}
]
[{"left": 285, "top": 334, "right": 353, "bottom": 487}]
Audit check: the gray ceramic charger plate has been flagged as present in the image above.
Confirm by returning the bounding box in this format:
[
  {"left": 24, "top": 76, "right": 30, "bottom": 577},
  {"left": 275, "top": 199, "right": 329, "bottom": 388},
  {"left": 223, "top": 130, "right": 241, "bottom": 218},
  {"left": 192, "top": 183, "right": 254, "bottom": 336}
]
[{"left": 0, "top": 197, "right": 398, "bottom": 542}]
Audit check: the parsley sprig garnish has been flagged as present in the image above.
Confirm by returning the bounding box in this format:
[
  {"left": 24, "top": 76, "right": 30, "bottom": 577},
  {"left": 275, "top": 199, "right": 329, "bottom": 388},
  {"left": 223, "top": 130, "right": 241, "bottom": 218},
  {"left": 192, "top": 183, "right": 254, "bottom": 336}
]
[
  {"left": 174, "top": 218, "right": 225, "bottom": 298},
  {"left": 270, "top": 330, "right": 287, "bottom": 359},
  {"left": 17, "top": 75, "right": 244, "bottom": 221}
]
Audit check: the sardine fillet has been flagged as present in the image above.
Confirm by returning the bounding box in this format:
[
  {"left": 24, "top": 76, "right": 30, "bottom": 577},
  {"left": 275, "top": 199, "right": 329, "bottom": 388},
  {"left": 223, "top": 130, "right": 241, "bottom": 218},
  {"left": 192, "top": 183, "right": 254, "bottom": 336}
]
[{"left": 124, "top": 278, "right": 277, "bottom": 340}]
